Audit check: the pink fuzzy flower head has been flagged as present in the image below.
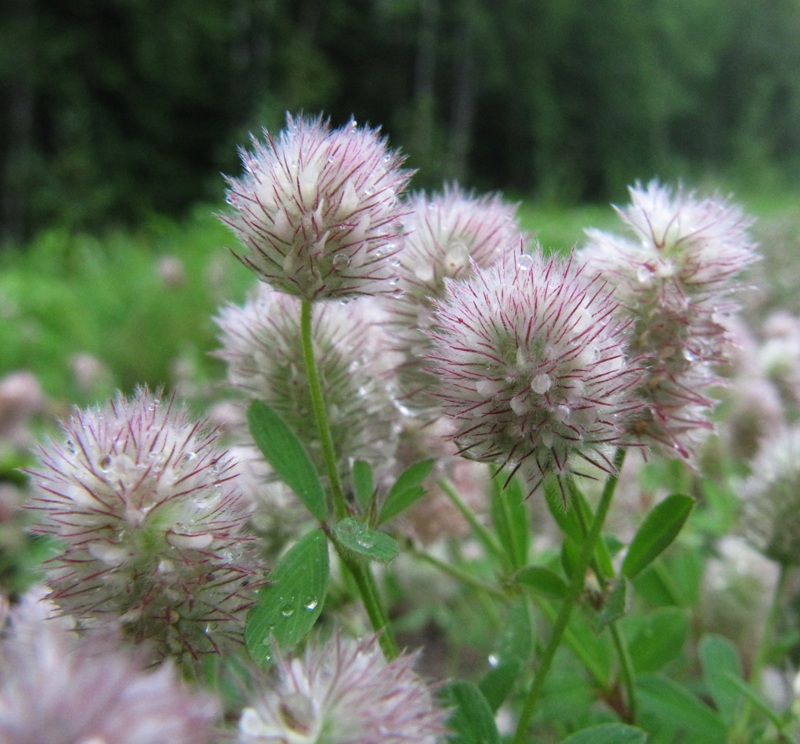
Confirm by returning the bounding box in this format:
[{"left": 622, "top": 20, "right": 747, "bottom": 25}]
[
  {"left": 0, "top": 596, "right": 220, "bottom": 744},
  {"left": 25, "top": 387, "right": 265, "bottom": 659},
  {"left": 385, "top": 185, "right": 526, "bottom": 417},
  {"left": 579, "top": 181, "right": 758, "bottom": 460},
  {"left": 427, "top": 250, "right": 643, "bottom": 495},
  {"left": 237, "top": 634, "right": 447, "bottom": 744},
  {"left": 222, "top": 114, "right": 412, "bottom": 301}
]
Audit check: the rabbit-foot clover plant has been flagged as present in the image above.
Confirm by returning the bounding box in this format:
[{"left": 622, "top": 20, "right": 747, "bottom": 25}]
[{"left": 11, "top": 113, "right": 800, "bottom": 743}]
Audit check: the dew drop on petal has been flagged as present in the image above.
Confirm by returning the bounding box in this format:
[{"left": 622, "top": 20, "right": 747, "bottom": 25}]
[
  {"left": 332, "top": 253, "right": 351, "bottom": 270},
  {"left": 531, "top": 373, "right": 552, "bottom": 394},
  {"left": 517, "top": 254, "right": 534, "bottom": 271}
]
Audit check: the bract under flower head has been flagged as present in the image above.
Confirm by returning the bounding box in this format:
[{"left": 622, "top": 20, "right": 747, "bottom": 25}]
[
  {"left": 237, "top": 634, "right": 447, "bottom": 744},
  {"left": 223, "top": 114, "right": 412, "bottom": 301},
  {"left": 427, "top": 250, "right": 643, "bottom": 495},
  {"left": 25, "top": 387, "right": 264, "bottom": 658}
]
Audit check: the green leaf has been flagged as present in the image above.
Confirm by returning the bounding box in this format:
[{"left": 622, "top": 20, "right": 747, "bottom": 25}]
[
  {"left": 479, "top": 598, "right": 533, "bottom": 711},
  {"left": 245, "top": 529, "right": 329, "bottom": 666},
  {"left": 699, "top": 634, "right": 744, "bottom": 726},
  {"left": 489, "top": 473, "right": 529, "bottom": 570},
  {"left": 626, "top": 607, "right": 690, "bottom": 673},
  {"left": 544, "top": 475, "right": 588, "bottom": 542},
  {"left": 440, "top": 680, "right": 500, "bottom": 744},
  {"left": 377, "top": 459, "right": 435, "bottom": 524},
  {"left": 560, "top": 722, "right": 649, "bottom": 743},
  {"left": 333, "top": 518, "right": 399, "bottom": 563},
  {"left": 637, "top": 674, "right": 727, "bottom": 742},
  {"left": 546, "top": 476, "right": 613, "bottom": 580},
  {"left": 621, "top": 493, "right": 695, "bottom": 580},
  {"left": 352, "top": 459, "right": 374, "bottom": 509},
  {"left": 247, "top": 400, "right": 327, "bottom": 521},
  {"left": 516, "top": 565, "right": 569, "bottom": 600}
]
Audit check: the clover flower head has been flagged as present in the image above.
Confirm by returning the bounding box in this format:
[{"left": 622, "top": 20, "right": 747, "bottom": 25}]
[
  {"left": 0, "top": 595, "right": 220, "bottom": 744},
  {"left": 427, "top": 250, "right": 643, "bottom": 495},
  {"left": 222, "top": 114, "right": 412, "bottom": 301},
  {"left": 25, "top": 387, "right": 265, "bottom": 658},
  {"left": 397, "top": 184, "right": 525, "bottom": 299},
  {"left": 585, "top": 181, "right": 757, "bottom": 300},
  {"left": 579, "top": 181, "right": 758, "bottom": 460},
  {"left": 741, "top": 426, "right": 800, "bottom": 567},
  {"left": 237, "top": 634, "right": 447, "bottom": 744},
  {"left": 385, "top": 186, "right": 526, "bottom": 417},
  {"left": 215, "top": 285, "right": 399, "bottom": 483}
]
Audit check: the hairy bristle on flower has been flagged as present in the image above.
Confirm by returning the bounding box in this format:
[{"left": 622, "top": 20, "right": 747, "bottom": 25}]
[
  {"left": 24, "top": 387, "right": 265, "bottom": 659},
  {"left": 426, "top": 250, "right": 643, "bottom": 497},
  {"left": 0, "top": 593, "right": 220, "bottom": 744},
  {"left": 383, "top": 185, "right": 527, "bottom": 418},
  {"left": 215, "top": 285, "right": 400, "bottom": 485},
  {"left": 578, "top": 180, "right": 759, "bottom": 461},
  {"left": 237, "top": 633, "right": 447, "bottom": 744},
  {"left": 222, "top": 114, "right": 413, "bottom": 301}
]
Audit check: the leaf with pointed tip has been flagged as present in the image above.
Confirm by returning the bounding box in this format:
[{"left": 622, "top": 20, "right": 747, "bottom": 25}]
[
  {"left": 377, "top": 459, "right": 434, "bottom": 524},
  {"left": 439, "top": 681, "right": 500, "bottom": 744},
  {"left": 516, "top": 565, "right": 569, "bottom": 600},
  {"left": 622, "top": 493, "right": 694, "bottom": 580},
  {"left": 352, "top": 459, "right": 374, "bottom": 509},
  {"left": 247, "top": 400, "right": 327, "bottom": 521},
  {"left": 245, "top": 529, "right": 329, "bottom": 666}
]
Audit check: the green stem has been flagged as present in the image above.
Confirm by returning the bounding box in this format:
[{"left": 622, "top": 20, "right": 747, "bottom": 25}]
[
  {"left": 300, "top": 299, "right": 348, "bottom": 520},
  {"left": 342, "top": 550, "right": 400, "bottom": 660},
  {"left": 300, "top": 299, "right": 398, "bottom": 659},
  {"left": 511, "top": 447, "right": 626, "bottom": 743},
  {"left": 609, "top": 619, "right": 637, "bottom": 723},
  {"left": 731, "top": 563, "right": 791, "bottom": 740},
  {"left": 438, "top": 478, "right": 506, "bottom": 563},
  {"left": 412, "top": 547, "right": 507, "bottom": 600},
  {"left": 569, "top": 477, "right": 637, "bottom": 721}
]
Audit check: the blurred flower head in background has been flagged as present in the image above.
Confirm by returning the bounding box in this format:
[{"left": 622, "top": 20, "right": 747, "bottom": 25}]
[
  {"left": 0, "top": 588, "right": 220, "bottom": 744},
  {"left": 237, "top": 633, "right": 446, "bottom": 744}
]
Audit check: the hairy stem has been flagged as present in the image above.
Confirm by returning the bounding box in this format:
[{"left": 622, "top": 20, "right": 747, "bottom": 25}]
[{"left": 300, "top": 299, "right": 398, "bottom": 659}]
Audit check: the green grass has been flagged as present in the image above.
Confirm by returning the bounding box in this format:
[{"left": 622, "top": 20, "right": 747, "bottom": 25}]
[{"left": 0, "top": 204, "right": 254, "bottom": 407}]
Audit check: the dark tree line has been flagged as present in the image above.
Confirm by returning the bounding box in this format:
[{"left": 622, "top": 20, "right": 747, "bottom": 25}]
[{"left": 2, "top": 0, "right": 800, "bottom": 243}]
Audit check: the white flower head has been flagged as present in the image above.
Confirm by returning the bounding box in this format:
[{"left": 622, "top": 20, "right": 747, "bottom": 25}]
[
  {"left": 238, "top": 634, "right": 447, "bottom": 744},
  {"left": 25, "top": 387, "right": 265, "bottom": 658},
  {"left": 223, "top": 114, "right": 412, "bottom": 301},
  {"left": 427, "top": 250, "right": 643, "bottom": 495}
]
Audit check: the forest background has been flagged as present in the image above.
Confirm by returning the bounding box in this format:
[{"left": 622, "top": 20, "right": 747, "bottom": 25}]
[{"left": 2, "top": 0, "right": 800, "bottom": 244}]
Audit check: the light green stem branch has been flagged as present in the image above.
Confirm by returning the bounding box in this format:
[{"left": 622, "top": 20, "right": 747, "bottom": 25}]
[
  {"left": 300, "top": 299, "right": 348, "bottom": 519},
  {"left": 511, "top": 448, "right": 626, "bottom": 743},
  {"left": 300, "top": 299, "right": 398, "bottom": 660}
]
